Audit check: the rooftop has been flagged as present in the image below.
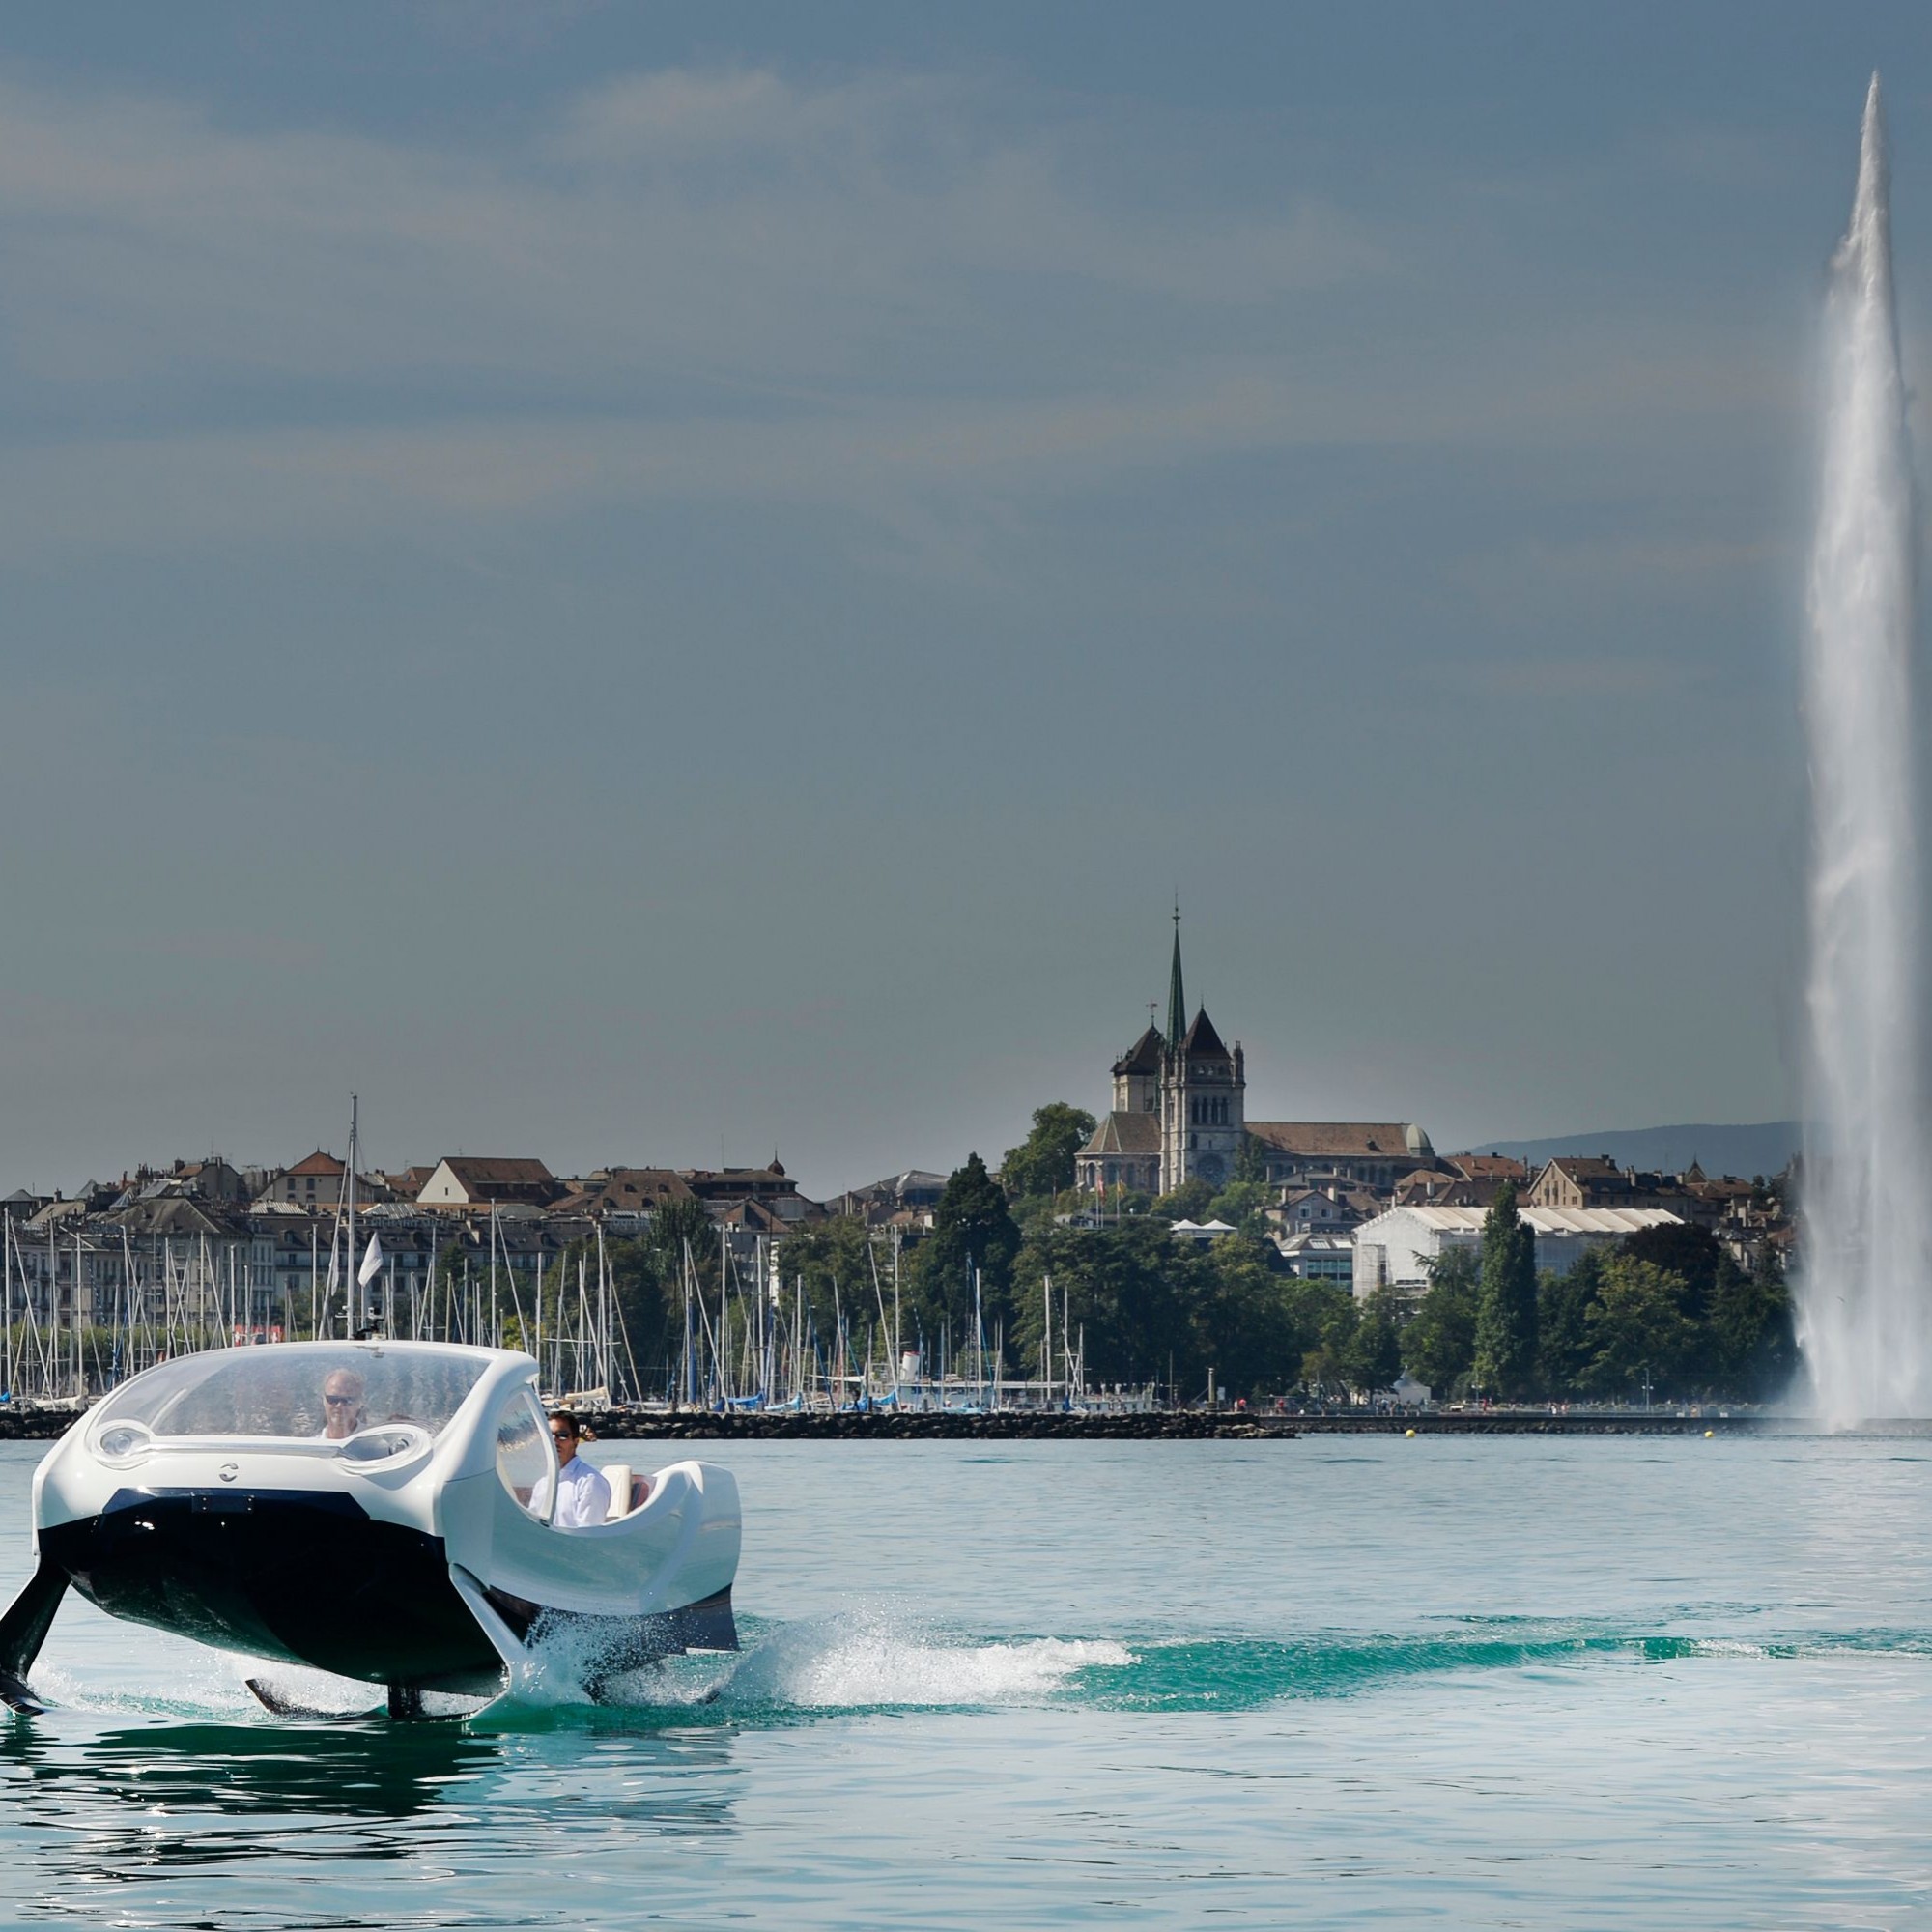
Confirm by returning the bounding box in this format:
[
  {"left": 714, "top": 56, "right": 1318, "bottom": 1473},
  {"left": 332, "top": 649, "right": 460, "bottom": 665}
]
[
  {"left": 1379, "top": 1205, "right": 1684, "bottom": 1236},
  {"left": 1249, "top": 1122, "right": 1433, "bottom": 1159},
  {"left": 1081, "top": 1111, "right": 1162, "bottom": 1155}
]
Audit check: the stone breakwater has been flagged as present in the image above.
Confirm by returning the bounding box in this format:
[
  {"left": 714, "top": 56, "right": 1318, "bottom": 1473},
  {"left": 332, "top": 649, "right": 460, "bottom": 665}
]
[
  {"left": 588, "top": 1411, "right": 1294, "bottom": 1441},
  {"left": 0, "top": 1406, "right": 1841, "bottom": 1443},
  {"left": 0, "top": 1409, "right": 83, "bottom": 1443},
  {"left": 581, "top": 1409, "right": 1792, "bottom": 1440}
]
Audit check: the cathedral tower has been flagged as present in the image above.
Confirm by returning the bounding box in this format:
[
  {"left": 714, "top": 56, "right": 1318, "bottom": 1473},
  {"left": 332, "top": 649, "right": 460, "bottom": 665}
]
[
  {"left": 1074, "top": 912, "right": 1246, "bottom": 1200},
  {"left": 1158, "top": 914, "right": 1246, "bottom": 1194}
]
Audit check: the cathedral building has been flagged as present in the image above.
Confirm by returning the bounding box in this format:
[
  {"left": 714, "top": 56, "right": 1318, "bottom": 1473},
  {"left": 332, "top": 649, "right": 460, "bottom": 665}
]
[
  {"left": 1075, "top": 918, "right": 1247, "bottom": 1196},
  {"left": 1074, "top": 919, "right": 1437, "bottom": 1201}
]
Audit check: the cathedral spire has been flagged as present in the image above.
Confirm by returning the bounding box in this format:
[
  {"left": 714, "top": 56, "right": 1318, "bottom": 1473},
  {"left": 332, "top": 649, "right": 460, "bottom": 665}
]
[{"left": 1166, "top": 903, "right": 1185, "bottom": 1047}]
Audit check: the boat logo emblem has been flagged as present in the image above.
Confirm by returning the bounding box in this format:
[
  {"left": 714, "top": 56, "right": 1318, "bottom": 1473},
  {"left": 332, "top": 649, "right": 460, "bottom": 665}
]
[{"left": 218, "top": 1463, "right": 239, "bottom": 1483}]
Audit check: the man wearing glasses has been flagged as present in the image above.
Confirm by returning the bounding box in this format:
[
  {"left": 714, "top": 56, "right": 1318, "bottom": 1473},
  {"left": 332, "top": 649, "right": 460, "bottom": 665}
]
[
  {"left": 549, "top": 1412, "right": 611, "bottom": 1528},
  {"left": 321, "top": 1368, "right": 367, "bottom": 1440}
]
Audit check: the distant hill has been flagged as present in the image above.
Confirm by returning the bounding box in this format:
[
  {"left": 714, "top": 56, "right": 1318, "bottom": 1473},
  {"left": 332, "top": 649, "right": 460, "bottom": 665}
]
[{"left": 1463, "top": 1122, "right": 1801, "bottom": 1181}]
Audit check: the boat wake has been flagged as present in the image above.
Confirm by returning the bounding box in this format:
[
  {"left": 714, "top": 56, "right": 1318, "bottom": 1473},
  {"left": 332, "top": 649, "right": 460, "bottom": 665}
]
[
  {"left": 452, "top": 1610, "right": 1932, "bottom": 1727},
  {"left": 27, "top": 1610, "right": 1932, "bottom": 1729},
  {"left": 634, "top": 1615, "right": 1134, "bottom": 1714}
]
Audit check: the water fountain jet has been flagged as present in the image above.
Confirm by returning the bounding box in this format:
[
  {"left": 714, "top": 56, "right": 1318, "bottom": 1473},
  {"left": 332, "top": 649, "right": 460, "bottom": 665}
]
[{"left": 1798, "top": 73, "right": 1932, "bottom": 1423}]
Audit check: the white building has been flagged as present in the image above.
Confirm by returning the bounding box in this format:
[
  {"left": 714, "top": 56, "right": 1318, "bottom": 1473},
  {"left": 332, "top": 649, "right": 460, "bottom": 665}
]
[
  {"left": 1169, "top": 1218, "right": 1238, "bottom": 1243},
  {"left": 1351, "top": 1204, "right": 1684, "bottom": 1301},
  {"left": 415, "top": 1157, "right": 559, "bottom": 1208},
  {"left": 1276, "top": 1230, "right": 1356, "bottom": 1283}
]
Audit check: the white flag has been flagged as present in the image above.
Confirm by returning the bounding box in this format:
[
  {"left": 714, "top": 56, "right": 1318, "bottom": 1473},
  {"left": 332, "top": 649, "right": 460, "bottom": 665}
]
[{"left": 357, "top": 1232, "right": 384, "bottom": 1288}]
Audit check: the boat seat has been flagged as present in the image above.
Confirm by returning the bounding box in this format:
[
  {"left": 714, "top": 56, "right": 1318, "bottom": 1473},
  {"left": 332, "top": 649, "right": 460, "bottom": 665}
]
[
  {"left": 631, "top": 1475, "right": 652, "bottom": 1512},
  {"left": 601, "top": 1463, "right": 632, "bottom": 1520}
]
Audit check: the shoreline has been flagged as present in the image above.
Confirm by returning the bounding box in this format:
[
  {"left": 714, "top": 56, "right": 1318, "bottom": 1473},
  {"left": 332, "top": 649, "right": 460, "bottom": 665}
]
[
  {"left": 0, "top": 1406, "right": 1869, "bottom": 1443},
  {"left": 570, "top": 1409, "right": 1828, "bottom": 1439}
]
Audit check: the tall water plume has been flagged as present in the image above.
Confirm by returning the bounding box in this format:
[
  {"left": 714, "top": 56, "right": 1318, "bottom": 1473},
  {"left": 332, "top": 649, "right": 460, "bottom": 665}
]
[{"left": 1799, "top": 74, "right": 1932, "bottom": 1422}]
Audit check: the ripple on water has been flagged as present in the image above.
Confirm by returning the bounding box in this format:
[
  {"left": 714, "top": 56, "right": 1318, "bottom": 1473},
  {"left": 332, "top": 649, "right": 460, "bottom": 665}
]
[{"left": 4, "top": 1436, "right": 1932, "bottom": 1927}]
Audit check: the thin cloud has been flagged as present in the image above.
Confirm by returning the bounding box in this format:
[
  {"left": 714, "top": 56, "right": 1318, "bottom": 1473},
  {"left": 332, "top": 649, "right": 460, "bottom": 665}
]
[
  {"left": 0, "top": 62, "right": 1385, "bottom": 398},
  {"left": 0, "top": 59, "right": 1797, "bottom": 581}
]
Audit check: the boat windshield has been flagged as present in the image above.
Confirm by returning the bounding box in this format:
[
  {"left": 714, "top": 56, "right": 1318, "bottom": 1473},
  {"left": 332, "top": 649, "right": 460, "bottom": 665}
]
[{"left": 91, "top": 1345, "right": 492, "bottom": 1442}]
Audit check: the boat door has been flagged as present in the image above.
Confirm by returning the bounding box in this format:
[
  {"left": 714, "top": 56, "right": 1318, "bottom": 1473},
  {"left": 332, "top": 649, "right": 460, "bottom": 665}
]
[{"left": 493, "top": 1382, "right": 557, "bottom": 1526}]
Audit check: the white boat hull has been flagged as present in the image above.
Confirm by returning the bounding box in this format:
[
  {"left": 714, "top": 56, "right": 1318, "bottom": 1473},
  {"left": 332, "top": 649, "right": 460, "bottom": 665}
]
[{"left": 0, "top": 1342, "right": 740, "bottom": 1712}]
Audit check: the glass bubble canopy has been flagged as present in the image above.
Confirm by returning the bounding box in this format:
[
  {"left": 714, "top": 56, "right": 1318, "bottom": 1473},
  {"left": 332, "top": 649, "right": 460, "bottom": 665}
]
[{"left": 87, "top": 1342, "right": 498, "bottom": 1445}]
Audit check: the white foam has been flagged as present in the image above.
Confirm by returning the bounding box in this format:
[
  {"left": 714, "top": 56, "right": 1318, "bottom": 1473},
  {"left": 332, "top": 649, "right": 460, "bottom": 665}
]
[
  {"left": 226, "top": 1659, "right": 388, "bottom": 1717},
  {"left": 39, "top": 1614, "right": 1136, "bottom": 1720},
  {"left": 35, "top": 1658, "right": 261, "bottom": 1719},
  {"left": 634, "top": 1614, "right": 1134, "bottom": 1712}
]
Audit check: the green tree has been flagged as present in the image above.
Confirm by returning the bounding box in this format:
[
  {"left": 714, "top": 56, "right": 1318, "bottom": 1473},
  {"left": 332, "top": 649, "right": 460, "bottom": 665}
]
[
  {"left": 1582, "top": 1255, "right": 1698, "bottom": 1399},
  {"left": 1010, "top": 1218, "right": 1196, "bottom": 1393},
  {"left": 1403, "top": 1247, "right": 1479, "bottom": 1396},
  {"left": 1194, "top": 1236, "right": 1327, "bottom": 1399},
  {"left": 1621, "top": 1222, "right": 1724, "bottom": 1381},
  {"left": 1473, "top": 1182, "right": 1538, "bottom": 1399},
  {"left": 1152, "top": 1177, "right": 1214, "bottom": 1221},
  {"left": 1339, "top": 1285, "right": 1405, "bottom": 1393},
  {"left": 909, "top": 1153, "right": 1022, "bottom": 1352},
  {"left": 776, "top": 1216, "right": 884, "bottom": 1342},
  {"left": 1001, "top": 1103, "right": 1098, "bottom": 1203},
  {"left": 646, "top": 1197, "right": 712, "bottom": 1267},
  {"left": 1705, "top": 1245, "right": 1796, "bottom": 1401},
  {"left": 1009, "top": 1223, "right": 1353, "bottom": 1406},
  {"left": 1295, "top": 1283, "right": 1362, "bottom": 1400},
  {"left": 1277, "top": 1275, "right": 1360, "bottom": 1397},
  {"left": 602, "top": 1236, "right": 670, "bottom": 1384},
  {"left": 1205, "top": 1179, "right": 1271, "bottom": 1234},
  {"left": 1537, "top": 1246, "right": 1607, "bottom": 1397}
]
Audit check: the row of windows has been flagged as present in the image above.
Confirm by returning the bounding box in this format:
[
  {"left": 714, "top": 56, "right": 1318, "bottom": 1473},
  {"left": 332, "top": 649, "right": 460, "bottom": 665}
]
[
  {"left": 1267, "top": 1161, "right": 1398, "bottom": 1186},
  {"left": 1189, "top": 1096, "right": 1233, "bottom": 1126}
]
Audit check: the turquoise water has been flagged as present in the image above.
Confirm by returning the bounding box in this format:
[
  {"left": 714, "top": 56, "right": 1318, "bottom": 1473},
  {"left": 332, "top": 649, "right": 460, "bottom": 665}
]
[{"left": 3, "top": 1434, "right": 1930, "bottom": 1927}]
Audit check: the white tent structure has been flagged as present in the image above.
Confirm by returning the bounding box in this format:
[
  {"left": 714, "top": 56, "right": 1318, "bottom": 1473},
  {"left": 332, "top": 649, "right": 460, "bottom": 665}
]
[{"left": 1350, "top": 1204, "right": 1683, "bottom": 1300}]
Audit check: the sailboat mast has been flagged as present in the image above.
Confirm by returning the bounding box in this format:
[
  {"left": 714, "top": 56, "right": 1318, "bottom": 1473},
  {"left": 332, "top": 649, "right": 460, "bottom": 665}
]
[
  {"left": 346, "top": 1094, "right": 359, "bottom": 1338},
  {"left": 718, "top": 1223, "right": 729, "bottom": 1406},
  {"left": 973, "top": 1264, "right": 983, "bottom": 1408},
  {"left": 3, "top": 1216, "right": 13, "bottom": 1400},
  {"left": 596, "top": 1225, "right": 611, "bottom": 1397},
  {"left": 1044, "top": 1271, "right": 1052, "bottom": 1409},
  {"left": 681, "top": 1245, "right": 696, "bottom": 1408}
]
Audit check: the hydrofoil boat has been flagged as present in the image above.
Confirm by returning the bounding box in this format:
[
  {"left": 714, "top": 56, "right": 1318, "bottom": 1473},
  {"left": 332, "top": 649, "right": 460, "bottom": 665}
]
[{"left": 0, "top": 1340, "right": 739, "bottom": 1717}]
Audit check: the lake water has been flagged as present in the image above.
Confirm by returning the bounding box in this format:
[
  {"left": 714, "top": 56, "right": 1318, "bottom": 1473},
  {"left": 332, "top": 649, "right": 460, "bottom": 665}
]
[{"left": 2, "top": 1433, "right": 1930, "bottom": 1928}]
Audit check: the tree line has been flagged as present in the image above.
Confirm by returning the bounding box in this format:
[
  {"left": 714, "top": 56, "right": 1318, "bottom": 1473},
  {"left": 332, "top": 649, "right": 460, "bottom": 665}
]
[
  {"left": 774, "top": 1122, "right": 1794, "bottom": 1407},
  {"left": 1402, "top": 1181, "right": 1794, "bottom": 1405},
  {"left": 554, "top": 1108, "right": 1796, "bottom": 1406}
]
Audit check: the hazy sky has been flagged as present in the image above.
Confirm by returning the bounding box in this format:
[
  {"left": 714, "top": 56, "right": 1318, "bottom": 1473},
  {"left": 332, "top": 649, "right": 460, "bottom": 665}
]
[{"left": 3, "top": 3, "right": 1930, "bottom": 1199}]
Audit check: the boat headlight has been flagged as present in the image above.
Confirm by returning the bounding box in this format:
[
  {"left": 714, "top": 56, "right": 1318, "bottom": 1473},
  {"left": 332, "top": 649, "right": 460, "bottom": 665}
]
[
  {"left": 337, "top": 1425, "right": 430, "bottom": 1467},
  {"left": 90, "top": 1421, "right": 154, "bottom": 1466}
]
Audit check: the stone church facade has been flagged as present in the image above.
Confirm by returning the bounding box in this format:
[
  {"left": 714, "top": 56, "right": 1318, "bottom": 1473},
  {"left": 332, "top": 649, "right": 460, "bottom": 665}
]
[
  {"left": 1075, "top": 920, "right": 1437, "bottom": 1202},
  {"left": 1075, "top": 919, "right": 1248, "bottom": 1196}
]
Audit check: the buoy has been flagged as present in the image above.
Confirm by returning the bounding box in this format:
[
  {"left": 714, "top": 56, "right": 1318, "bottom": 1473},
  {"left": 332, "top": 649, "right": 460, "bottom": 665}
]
[
  {"left": 1405, "top": 1428, "right": 1416, "bottom": 1438},
  {"left": 1703, "top": 1429, "right": 1714, "bottom": 1438}
]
